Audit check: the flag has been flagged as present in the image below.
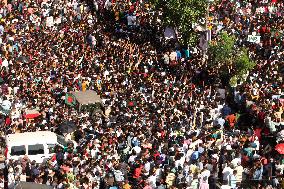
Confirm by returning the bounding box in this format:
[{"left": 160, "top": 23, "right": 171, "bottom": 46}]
[{"left": 65, "top": 93, "right": 76, "bottom": 106}]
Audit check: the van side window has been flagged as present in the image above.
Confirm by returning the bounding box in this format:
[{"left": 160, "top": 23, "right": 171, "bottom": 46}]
[
  {"left": 11, "top": 145, "right": 26, "bottom": 156},
  {"left": 28, "top": 144, "right": 44, "bottom": 155}
]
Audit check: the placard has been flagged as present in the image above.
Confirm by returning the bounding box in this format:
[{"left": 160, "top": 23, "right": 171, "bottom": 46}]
[
  {"left": 248, "top": 35, "right": 261, "bottom": 43},
  {"left": 46, "top": 16, "right": 54, "bottom": 27}
]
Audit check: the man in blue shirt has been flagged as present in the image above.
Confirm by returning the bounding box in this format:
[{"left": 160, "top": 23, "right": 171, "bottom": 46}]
[{"left": 176, "top": 50, "right": 182, "bottom": 60}]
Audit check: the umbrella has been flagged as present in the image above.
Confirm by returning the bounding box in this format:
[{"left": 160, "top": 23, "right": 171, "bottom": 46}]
[
  {"left": 24, "top": 109, "right": 40, "bottom": 119},
  {"left": 58, "top": 121, "right": 77, "bottom": 134},
  {"left": 275, "top": 143, "right": 284, "bottom": 154}
]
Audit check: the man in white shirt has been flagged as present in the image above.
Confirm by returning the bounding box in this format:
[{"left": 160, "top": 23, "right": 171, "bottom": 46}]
[
  {"left": 163, "top": 52, "right": 170, "bottom": 65},
  {"left": 113, "top": 168, "right": 124, "bottom": 183},
  {"left": 222, "top": 164, "right": 234, "bottom": 184},
  {"left": 148, "top": 174, "right": 157, "bottom": 188},
  {"left": 128, "top": 153, "right": 137, "bottom": 164},
  {"left": 2, "top": 58, "right": 8, "bottom": 68},
  {"left": 132, "top": 145, "right": 141, "bottom": 154}
]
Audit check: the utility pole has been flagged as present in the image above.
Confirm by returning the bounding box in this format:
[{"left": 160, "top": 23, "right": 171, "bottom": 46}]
[
  {"left": 204, "top": 0, "right": 214, "bottom": 64},
  {"left": 206, "top": 0, "right": 213, "bottom": 42}
]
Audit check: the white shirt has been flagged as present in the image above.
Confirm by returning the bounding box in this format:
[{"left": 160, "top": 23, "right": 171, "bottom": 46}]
[
  {"left": 2, "top": 58, "right": 8, "bottom": 67},
  {"left": 114, "top": 169, "right": 124, "bottom": 182},
  {"left": 201, "top": 169, "right": 211, "bottom": 182},
  {"left": 128, "top": 155, "right": 137, "bottom": 163},
  {"left": 163, "top": 54, "right": 169, "bottom": 64},
  {"left": 144, "top": 162, "right": 151, "bottom": 176},
  {"left": 217, "top": 117, "right": 225, "bottom": 127},
  {"left": 231, "top": 158, "right": 241, "bottom": 167},
  {"left": 254, "top": 139, "right": 260, "bottom": 150},
  {"left": 222, "top": 166, "right": 233, "bottom": 181},
  {"left": 8, "top": 173, "right": 15, "bottom": 186},
  {"left": 132, "top": 146, "right": 141, "bottom": 154},
  {"left": 221, "top": 185, "right": 231, "bottom": 189},
  {"left": 169, "top": 51, "right": 176, "bottom": 61},
  {"left": 1, "top": 100, "right": 11, "bottom": 110},
  {"left": 148, "top": 175, "right": 157, "bottom": 188}
]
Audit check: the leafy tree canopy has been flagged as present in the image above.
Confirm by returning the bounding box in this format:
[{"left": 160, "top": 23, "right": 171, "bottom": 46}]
[
  {"left": 209, "top": 32, "right": 256, "bottom": 85},
  {"left": 209, "top": 32, "right": 235, "bottom": 67},
  {"left": 150, "top": 0, "right": 208, "bottom": 45}
]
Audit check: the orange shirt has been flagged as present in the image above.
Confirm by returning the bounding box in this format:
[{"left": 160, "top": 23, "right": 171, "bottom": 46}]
[{"left": 226, "top": 114, "right": 236, "bottom": 127}]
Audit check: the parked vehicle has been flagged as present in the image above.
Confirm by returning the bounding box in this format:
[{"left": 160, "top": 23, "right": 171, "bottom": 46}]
[{"left": 5, "top": 131, "right": 68, "bottom": 163}]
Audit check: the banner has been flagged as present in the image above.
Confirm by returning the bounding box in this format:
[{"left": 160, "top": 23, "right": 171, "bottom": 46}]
[{"left": 248, "top": 35, "right": 261, "bottom": 43}]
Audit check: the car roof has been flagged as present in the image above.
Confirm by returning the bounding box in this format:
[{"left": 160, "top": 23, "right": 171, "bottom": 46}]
[{"left": 6, "top": 131, "right": 58, "bottom": 147}]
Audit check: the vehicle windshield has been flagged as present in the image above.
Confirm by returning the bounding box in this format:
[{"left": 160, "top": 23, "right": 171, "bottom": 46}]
[{"left": 56, "top": 135, "right": 67, "bottom": 147}]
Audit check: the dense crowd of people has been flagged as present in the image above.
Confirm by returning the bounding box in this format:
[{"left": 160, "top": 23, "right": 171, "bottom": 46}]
[{"left": 0, "top": 0, "right": 283, "bottom": 189}]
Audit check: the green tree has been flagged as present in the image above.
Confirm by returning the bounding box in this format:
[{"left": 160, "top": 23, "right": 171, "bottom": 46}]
[
  {"left": 208, "top": 32, "right": 235, "bottom": 67},
  {"left": 150, "top": 0, "right": 208, "bottom": 45},
  {"left": 235, "top": 48, "right": 256, "bottom": 77},
  {"left": 208, "top": 32, "right": 256, "bottom": 86}
]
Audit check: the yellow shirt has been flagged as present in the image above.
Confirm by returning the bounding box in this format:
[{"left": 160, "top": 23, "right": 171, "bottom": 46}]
[
  {"left": 123, "top": 183, "right": 131, "bottom": 189},
  {"left": 82, "top": 82, "right": 87, "bottom": 91},
  {"left": 166, "top": 173, "right": 176, "bottom": 186},
  {"left": 190, "top": 164, "right": 198, "bottom": 174}
]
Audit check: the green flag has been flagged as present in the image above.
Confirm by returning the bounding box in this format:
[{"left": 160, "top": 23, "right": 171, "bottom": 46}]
[{"left": 65, "top": 93, "right": 76, "bottom": 106}]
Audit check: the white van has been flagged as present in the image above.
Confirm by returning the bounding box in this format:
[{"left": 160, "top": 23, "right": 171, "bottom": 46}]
[{"left": 5, "top": 131, "right": 68, "bottom": 163}]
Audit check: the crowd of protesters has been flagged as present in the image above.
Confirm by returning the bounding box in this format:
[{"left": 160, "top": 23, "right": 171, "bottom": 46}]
[{"left": 0, "top": 0, "right": 283, "bottom": 189}]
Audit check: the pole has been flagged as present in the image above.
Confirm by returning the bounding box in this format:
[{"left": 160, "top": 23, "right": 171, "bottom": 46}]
[
  {"left": 206, "top": 1, "right": 209, "bottom": 41},
  {"left": 206, "top": 1, "right": 213, "bottom": 42}
]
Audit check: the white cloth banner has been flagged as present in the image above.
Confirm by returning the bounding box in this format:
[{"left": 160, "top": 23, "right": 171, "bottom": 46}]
[{"left": 248, "top": 35, "right": 261, "bottom": 43}]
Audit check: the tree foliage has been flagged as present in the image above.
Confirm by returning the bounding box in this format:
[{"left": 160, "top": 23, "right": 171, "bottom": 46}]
[
  {"left": 209, "top": 32, "right": 235, "bottom": 66},
  {"left": 209, "top": 32, "right": 256, "bottom": 85},
  {"left": 150, "top": 0, "right": 208, "bottom": 45},
  {"left": 235, "top": 48, "right": 256, "bottom": 76}
]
